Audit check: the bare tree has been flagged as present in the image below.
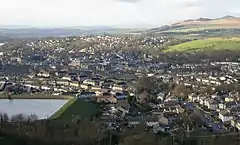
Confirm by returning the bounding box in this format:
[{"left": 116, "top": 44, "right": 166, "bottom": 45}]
[
  {"left": 11, "top": 113, "right": 27, "bottom": 122},
  {"left": 0, "top": 113, "right": 9, "bottom": 122}
]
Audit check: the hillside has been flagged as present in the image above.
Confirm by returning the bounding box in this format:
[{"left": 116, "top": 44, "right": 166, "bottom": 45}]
[
  {"left": 164, "top": 38, "right": 240, "bottom": 53},
  {"left": 148, "top": 16, "right": 240, "bottom": 34}
]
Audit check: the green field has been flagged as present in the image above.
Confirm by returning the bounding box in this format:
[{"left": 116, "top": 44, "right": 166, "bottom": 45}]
[
  {"left": 50, "top": 98, "right": 101, "bottom": 123},
  {"left": 50, "top": 98, "right": 77, "bottom": 119},
  {"left": 164, "top": 38, "right": 240, "bottom": 52}
]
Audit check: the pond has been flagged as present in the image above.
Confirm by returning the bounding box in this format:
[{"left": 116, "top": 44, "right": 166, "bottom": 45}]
[
  {"left": 0, "top": 43, "right": 5, "bottom": 46},
  {"left": 0, "top": 99, "right": 68, "bottom": 119}
]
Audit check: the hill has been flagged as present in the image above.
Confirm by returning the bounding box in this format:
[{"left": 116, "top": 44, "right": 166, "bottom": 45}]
[
  {"left": 0, "top": 28, "right": 85, "bottom": 38},
  {"left": 164, "top": 37, "right": 240, "bottom": 53},
  {"left": 147, "top": 16, "right": 240, "bottom": 34},
  {"left": 0, "top": 27, "right": 141, "bottom": 39}
]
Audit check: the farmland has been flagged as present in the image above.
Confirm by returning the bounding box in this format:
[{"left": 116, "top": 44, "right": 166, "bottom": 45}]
[{"left": 164, "top": 37, "right": 240, "bottom": 52}]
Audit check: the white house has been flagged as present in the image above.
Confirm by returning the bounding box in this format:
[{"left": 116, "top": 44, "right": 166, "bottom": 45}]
[
  {"left": 188, "top": 93, "right": 198, "bottom": 102},
  {"left": 199, "top": 96, "right": 206, "bottom": 105},
  {"left": 219, "top": 110, "right": 233, "bottom": 122},
  {"left": 225, "top": 96, "right": 235, "bottom": 102},
  {"left": 157, "top": 92, "right": 165, "bottom": 101},
  {"left": 204, "top": 98, "right": 217, "bottom": 110}
]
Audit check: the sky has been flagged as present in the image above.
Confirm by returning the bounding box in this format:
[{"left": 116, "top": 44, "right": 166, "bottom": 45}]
[{"left": 0, "top": 0, "right": 240, "bottom": 28}]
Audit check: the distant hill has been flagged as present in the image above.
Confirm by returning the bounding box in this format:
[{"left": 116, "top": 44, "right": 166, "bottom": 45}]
[
  {"left": 146, "top": 16, "right": 240, "bottom": 34},
  {"left": 0, "top": 28, "right": 85, "bottom": 38},
  {"left": 0, "top": 26, "right": 142, "bottom": 39}
]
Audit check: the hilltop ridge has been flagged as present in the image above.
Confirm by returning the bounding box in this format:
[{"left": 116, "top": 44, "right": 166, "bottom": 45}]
[{"left": 146, "top": 15, "right": 240, "bottom": 34}]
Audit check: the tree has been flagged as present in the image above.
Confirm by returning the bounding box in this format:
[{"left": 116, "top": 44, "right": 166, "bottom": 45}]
[
  {"left": 27, "top": 114, "right": 38, "bottom": 121},
  {"left": 138, "top": 91, "right": 150, "bottom": 104},
  {"left": 0, "top": 113, "right": 9, "bottom": 122},
  {"left": 11, "top": 113, "right": 27, "bottom": 122},
  {"left": 172, "top": 84, "right": 192, "bottom": 99},
  {"left": 120, "top": 123, "right": 158, "bottom": 145},
  {"left": 136, "top": 76, "right": 164, "bottom": 95},
  {"left": 127, "top": 95, "right": 135, "bottom": 104}
]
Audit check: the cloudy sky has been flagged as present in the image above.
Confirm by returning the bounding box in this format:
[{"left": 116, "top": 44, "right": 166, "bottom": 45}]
[{"left": 0, "top": 0, "right": 240, "bottom": 28}]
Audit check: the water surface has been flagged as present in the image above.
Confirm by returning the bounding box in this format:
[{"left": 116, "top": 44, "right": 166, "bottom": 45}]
[{"left": 0, "top": 99, "right": 67, "bottom": 119}]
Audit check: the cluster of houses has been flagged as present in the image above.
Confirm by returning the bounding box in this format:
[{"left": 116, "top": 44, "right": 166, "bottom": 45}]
[
  {"left": 99, "top": 91, "right": 186, "bottom": 133},
  {"left": 188, "top": 91, "right": 240, "bottom": 130},
  {"left": 12, "top": 69, "right": 131, "bottom": 103}
]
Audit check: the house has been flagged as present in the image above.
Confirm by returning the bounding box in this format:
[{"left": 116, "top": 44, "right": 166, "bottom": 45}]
[
  {"left": 69, "top": 81, "right": 80, "bottom": 88},
  {"left": 163, "top": 106, "right": 177, "bottom": 114},
  {"left": 80, "top": 83, "right": 90, "bottom": 90},
  {"left": 204, "top": 98, "right": 217, "bottom": 110},
  {"left": 97, "top": 92, "right": 117, "bottom": 103},
  {"left": 227, "top": 106, "right": 240, "bottom": 115},
  {"left": 165, "top": 96, "right": 178, "bottom": 102},
  {"left": 83, "top": 79, "right": 96, "bottom": 86},
  {"left": 176, "top": 105, "right": 185, "bottom": 114},
  {"left": 232, "top": 118, "right": 240, "bottom": 130},
  {"left": 198, "top": 96, "right": 207, "bottom": 105},
  {"left": 55, "top": 70, "right": 68, "bottom": 77},
  {"left": 90, "top": 85, "right": 102, "bottom": 91},
  {"left": 188, "top": 93, "right": 198, "bottom": 102},
  {"left": 100, "top": 80, "right": 115, "bottom": 89},
  {"left": 37, "top": 71, "right": 50, "bottom": 78},
  {"left": 211, "top": 93, "right": 220, "bottom": 99},
  {"left": 10, "top": 57, "right": 21, "bottom": 63},
  {"left": 112, "top": 83, "right": 127, "bottom": 92},
  {"left": 115, "top": 92, "right": 127, "bottom": 100},
  {"left": 62, "top": 76, "right": 72, "bottom": 81},
  {"left": 231, "top": 119, "right": 237, "bottom": 127},
  {"left": 157, "top": 92, "right": 165, "bottom": 101},
  {"left": 68, "top": 60, "right": 81, "bottom": 67},
  {"left": 76, "top": 92, "right": 96, "bottom": 99},
  {"left": 56, "top": 79, "right": 69, "bottom": 86},
  {"left": 219, "top": 110, "right": 233, "bottom": 122},
  {"left": 236, "top": 120, "right": 240, "bottom": 130},
  {"left": 95, "top": 89, "right": 109, "bottom": 96},
  {"left": 225, "top": 96, "right": 235, "bottom": 102},
  {"left": 97, "top": 96, "right": 117, "bottom": 103},
  {"left": 41, "top": 86, "right": 51, "bottom": 91},
  {"left": 219, "top": 101, "right": 238, "bottom": 110}
]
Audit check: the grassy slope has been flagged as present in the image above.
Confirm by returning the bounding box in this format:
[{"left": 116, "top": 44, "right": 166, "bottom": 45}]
[
  {"left": 164, "top": 38, "right": 240, "bottom": 52},
  {"left": 50, "top": 98, "right": 101, "bottom": 123},
  {"left": 50, "top": 98, "right": 77, "bottom": 119}
]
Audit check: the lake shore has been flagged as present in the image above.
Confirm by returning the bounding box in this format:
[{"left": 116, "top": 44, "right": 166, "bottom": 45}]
[{"left": 0, "top": 93, "right": 74, "bottom": 100}]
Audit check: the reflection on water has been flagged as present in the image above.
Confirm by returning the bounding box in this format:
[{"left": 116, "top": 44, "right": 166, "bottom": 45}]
[{"left": 0, "top": 99, "right": 67, "bottom": 119}]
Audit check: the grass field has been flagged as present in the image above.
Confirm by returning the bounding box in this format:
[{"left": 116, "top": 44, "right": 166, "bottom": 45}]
[
  {"left": 164, "top": 37, "right": 240, "bottom": 52},
  {"left": 50, "top": 98, "right": 101, "bottom": 123}
]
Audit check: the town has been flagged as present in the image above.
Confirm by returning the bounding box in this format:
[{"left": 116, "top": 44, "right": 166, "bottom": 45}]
[{"left": 1, "top": 34, "right": 240, "bottom": 145}]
